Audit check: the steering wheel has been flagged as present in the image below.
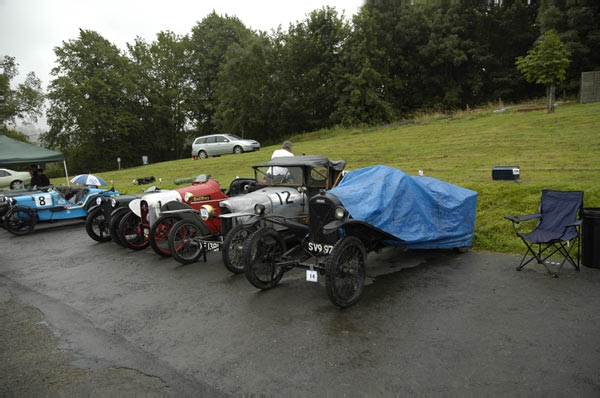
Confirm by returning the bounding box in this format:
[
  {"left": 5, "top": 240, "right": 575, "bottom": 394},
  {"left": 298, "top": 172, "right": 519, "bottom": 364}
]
[{"left": 282, "top": 172, "right": 295, "bottom": 184}]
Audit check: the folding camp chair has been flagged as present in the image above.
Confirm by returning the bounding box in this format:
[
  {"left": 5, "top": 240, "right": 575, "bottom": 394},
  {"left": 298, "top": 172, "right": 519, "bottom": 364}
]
[{"left": 505, "top": 190, "right": 583, "bottom": 277}]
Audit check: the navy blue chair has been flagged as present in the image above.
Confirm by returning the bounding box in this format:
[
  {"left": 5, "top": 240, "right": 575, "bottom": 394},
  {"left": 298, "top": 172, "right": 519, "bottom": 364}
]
[{"left": 505, "top": 190, "right": 583, "bottom": 277}]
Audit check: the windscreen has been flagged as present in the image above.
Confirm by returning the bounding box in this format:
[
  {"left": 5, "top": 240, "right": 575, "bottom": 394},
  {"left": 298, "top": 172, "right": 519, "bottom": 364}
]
[{"left": 254, "top": 166, "right": 304, "bottom": 187}]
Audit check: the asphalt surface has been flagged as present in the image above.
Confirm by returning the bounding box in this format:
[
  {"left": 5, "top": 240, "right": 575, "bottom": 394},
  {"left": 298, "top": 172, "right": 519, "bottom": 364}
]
[{"left": 1, "top": 221, "right": 599, "bottom": 396}]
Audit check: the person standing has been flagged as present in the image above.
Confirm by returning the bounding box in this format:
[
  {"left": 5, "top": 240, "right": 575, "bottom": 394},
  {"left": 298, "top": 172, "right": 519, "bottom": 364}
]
[
  {"left": 37, "top": 168, "right": 50, "bottom": 187},
  {"left": 270, "top": 141, "right": 294, "bottom": 177},
  {"left": 29, "top": 167, "right": 41, "bottom": 188},
  {"left": 271, "top": 140, "right": 294, "bottom": 159}
]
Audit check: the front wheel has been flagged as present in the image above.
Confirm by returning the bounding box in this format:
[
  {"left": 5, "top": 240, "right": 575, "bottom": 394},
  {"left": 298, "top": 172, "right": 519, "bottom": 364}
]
[
  {"left": 233, "top": 146, "right": 243, "bottom": 155},
  {"left": 222, "top": 223, "right": 257, "bottom": 274},
  {"left": 85, "top": 207, "right": 111, "bottom": 242},
  {"left": 118, "top": 211, "right": 148, "bottom": 250},
  {"left": 5, "top": 207, "right": 36, "bottom": 236},
  {"left": 325, "top": 236, "right": 367, "bottom": 308},
  {"left": 244, "top": 228, "right": 286, "bottom": 290},
  {"left": 168, "top": 219, "right": 211, "bottom": 264},
  {"left": 149, "top": 214, "right": 181, "bottom": 257}
]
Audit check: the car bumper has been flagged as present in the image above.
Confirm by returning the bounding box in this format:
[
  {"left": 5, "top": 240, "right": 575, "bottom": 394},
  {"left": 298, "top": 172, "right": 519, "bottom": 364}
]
[{"left": 242, "top": 145, "right": 260, "bottom": 152}]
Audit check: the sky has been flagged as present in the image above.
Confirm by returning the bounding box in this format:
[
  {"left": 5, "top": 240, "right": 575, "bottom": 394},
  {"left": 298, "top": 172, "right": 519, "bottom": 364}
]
[{"left": 0, "top": 0, "right": 364, "bottom": 132}]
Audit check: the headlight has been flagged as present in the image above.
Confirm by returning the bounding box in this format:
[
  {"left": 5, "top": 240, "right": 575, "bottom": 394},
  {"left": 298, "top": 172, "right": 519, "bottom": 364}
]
[
  {"left": 184, "top": 192, "right": 194, "bottom": 202},
  {"left": 254, "top": 203, "right": 265, "bottom": 216},
  {"left": 0, "top": 196, "right": 5, "bottom": 204},
  {"left": 96, "top": 197, "right": 103, "bottom": 205},
  {"left": 200, "top": 204, "right": 216, "bottom": 221},
  {"left": 334, "top": 207, "right": 346, "bottom": 220},
  {"left": 110, "top": 198, "right": 117, "bottom": 207}
]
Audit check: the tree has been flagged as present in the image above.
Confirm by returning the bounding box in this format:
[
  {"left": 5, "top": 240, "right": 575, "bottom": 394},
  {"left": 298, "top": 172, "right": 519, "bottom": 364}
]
[
  {"left": 43, "top": 30, "right": 142, "bottom": 172},
  {"left": 214, "top": 35, "right": 281, "bottom": 143},
  {"left": 0, "top": 55, "right": 45, "bottom": 129},
  {"left": 188, "top": 12, "right": 253, "bottom": 135},
  {"left": 538, "top": 0, "right": 600, "bottom": 94},
  {"left": 515, "top": 29, "right": 570, "bottom": 113},
  {"left": 128, "top": 31, "right": 192, "bottom": 161},
  {"left": 276, "top": 7, "right": 350, "bottom": 133}
]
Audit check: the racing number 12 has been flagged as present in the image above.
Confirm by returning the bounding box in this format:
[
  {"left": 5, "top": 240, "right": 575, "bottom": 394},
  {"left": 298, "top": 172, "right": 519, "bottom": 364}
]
[{"left": 274, "top": 191, "right": 293, "bottom": 205}]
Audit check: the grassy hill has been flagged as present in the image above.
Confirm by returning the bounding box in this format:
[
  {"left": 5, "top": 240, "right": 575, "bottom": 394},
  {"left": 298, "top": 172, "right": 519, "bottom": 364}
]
[{"left": 60, "top": 101, "right": 600, "bottom": 254}]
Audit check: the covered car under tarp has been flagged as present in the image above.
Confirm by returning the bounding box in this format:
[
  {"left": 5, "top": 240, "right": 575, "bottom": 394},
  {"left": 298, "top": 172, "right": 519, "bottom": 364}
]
[{"left": 328, "top": 165, "right": 478, "bottom": 249}]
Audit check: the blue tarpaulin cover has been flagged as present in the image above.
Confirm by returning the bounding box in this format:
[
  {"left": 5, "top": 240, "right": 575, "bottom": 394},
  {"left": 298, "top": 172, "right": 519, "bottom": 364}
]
[{"left": 329, "top": 166, "right": 478, "bottom": 249}]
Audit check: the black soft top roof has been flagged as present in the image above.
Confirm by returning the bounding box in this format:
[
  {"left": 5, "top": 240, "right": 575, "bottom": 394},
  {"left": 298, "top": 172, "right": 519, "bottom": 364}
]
[{"left": 253, "top": 155, "right": 346, "bottom": 171}]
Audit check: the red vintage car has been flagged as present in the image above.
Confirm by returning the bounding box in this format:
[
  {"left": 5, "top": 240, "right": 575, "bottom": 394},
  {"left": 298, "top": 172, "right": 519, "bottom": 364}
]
[{"left": 116, "top": 175, "right": 255, "bottom": 256}]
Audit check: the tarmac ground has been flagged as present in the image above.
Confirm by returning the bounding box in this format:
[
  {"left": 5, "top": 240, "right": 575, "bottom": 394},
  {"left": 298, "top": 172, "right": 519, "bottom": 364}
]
[{"left": 1, "top": 221, "right": 599, "bottom": 396}]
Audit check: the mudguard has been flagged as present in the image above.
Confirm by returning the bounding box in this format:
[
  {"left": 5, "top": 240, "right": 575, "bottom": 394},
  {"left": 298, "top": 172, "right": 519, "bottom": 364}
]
[{"left": 324, "top": 219, "right": 404, "bottom": 248}]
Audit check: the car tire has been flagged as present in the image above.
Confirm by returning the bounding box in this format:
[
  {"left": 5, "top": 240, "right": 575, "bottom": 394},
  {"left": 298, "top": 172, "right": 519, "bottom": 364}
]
[
  {"left": 109, "top": 210, "right": 128, "bottom": 247},
  {"left": 244, "top": 227, "right": 286, "bottom": 290},
  {"left": 222, "top": 223, "right": 257, "bottom": 274},
  {"left": 118, "top": 210, "right": 148, "bottom": 250},
  {"left": 233, "top": 146, "right": 243, "bottom": 155},
  {"left": 9, "top": 180, "right": 24, "bottom": 189},
  {"left": 5, "top": 207, "right": 37, "bottom": 236},
  {"left": 168, "top": 219, "right": 211, "bottom": 264},
  {"left": 325, "top": 236, "right": 367, "bottom": 308},
  {"left": 85, "top": 207, "right": 111, "bottom": 242},
  {"left": 149, "top": 214, "right": 182, "bottom": 257},
  {"left": 198, "top": 150, "right": 208, "bottom": 159}
]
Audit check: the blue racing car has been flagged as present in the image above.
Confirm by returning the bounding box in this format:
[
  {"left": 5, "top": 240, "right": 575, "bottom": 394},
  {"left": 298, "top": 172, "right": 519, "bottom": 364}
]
[{"left": 1, "top": 186, "right": 119, "bottom": 236}]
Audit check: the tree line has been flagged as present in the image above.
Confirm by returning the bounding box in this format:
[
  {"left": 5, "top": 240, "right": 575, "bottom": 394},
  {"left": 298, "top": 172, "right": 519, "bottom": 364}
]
[{"left": 2, "top": 0, "right": 598, "bottom": 173}]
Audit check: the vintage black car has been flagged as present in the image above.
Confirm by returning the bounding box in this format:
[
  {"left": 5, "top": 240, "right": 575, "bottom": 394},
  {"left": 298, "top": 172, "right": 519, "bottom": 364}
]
[
  {"left": 85, "top": 187, "right": 159, "bottom": 243},
  {"left": 241, "top": 166, "right": 478, "bottom": 308}
]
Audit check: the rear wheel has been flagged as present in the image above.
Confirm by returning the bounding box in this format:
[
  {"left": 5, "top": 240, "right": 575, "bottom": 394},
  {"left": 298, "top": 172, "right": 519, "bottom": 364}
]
[
  {"left": 222, "top": 223, "right": 257, "bottom": 274},
  {"left": 233, "top": 146, "right": 243, "bottom": 155},
  {"left": 109, "top": 210, "right": 128, "bottom": 247},
  {"left": 5, "top": 207, "right": 36, "bottom": 236},
  {"left": 198, "top": 150, "right": 208, "bottom": 159},
  {"left": 168, "top": 219, "right": 211, "bottom": 264},
  {"left": 244, "top": 228, "right": 286, "bottom": 290},
  {"left": 325, "top": 236, "right": 366, "bottom": 308},
  {"left": 118, "top": 211, "right": 148, "bottom": 250},
  {"left": 149, "top": 215, "right": 181, "bottom": 257},
  {"left": 10, "top": 180, "right": 24, "bottom": 189},
  {"left": 85, "top": 207, "right": 111, "bottom": 242}
]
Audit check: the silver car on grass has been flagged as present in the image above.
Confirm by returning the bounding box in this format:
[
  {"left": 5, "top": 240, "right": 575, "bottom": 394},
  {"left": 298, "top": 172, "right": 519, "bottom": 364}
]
[{"left": 191, "top": 134, "right": 260, "bottom": 159}]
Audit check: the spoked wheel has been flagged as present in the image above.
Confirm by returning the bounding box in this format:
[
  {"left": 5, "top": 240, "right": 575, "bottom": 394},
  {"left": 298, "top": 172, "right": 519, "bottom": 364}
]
[
  {"left": 233, "top": 146, "right": 243, "bottom": 155},
  {"left": 168, "top": 219, "right": 211, "bottom": 264},
  {"left": 222, "top": 223, "right": 257, "bottom": 274},
  {"left": 243, "top": 227, "right": 286, "bottom": 290},
  {"left": 325, "top": 236, "right": 367, "bottom": 308},
  {"left": 5, "top": 207, "right": 37, "bottom": 236},
  {"left": 118, "top": 211, "right": 148, "bottom": 250},
  {"left": 85, "top": 208, "right": 111, "bottom": 242},
  {"left": 198, "top": 150, "right": 208, "bottom": 159},
  {"left": 149, "top": 215, "right": 181, "bottom": 257},
  {"left": 109, "top": 210, "right": 128, "bottom": 247}
]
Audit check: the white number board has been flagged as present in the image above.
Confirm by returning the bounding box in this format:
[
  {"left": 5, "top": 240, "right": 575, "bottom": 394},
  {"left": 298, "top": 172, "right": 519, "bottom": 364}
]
[
  {"left": 306, "top": 270, "right": 318, "bottom": 282},
  {"left": 34, "top": 194, "right": 52, "bottom": 207}
]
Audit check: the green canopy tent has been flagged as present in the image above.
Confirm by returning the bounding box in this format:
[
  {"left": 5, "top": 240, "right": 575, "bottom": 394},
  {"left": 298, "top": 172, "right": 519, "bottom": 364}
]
[{"left": 0, "top": 135, "right": 70, "bottom": 185}]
